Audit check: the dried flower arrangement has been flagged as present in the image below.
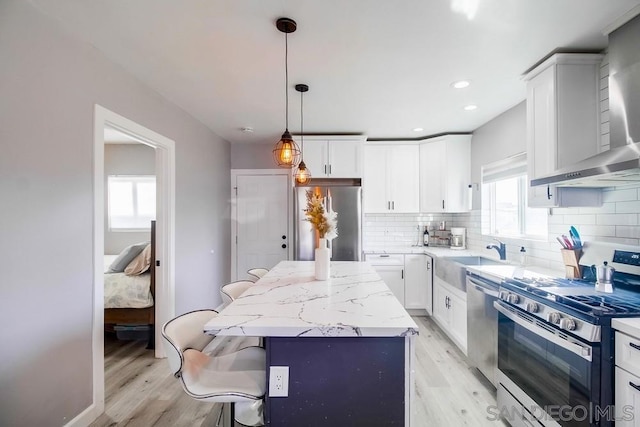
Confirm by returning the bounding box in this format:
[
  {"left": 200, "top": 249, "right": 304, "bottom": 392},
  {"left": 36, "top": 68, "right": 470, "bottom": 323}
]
[{"left": 304, "top": 190, "right": 338, "bottom": 240}]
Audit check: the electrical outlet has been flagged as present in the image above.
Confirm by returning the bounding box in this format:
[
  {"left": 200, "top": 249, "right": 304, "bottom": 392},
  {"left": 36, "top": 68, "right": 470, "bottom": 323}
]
[{"left": 269, "top": 366, "right": 289, "bottom": 397}]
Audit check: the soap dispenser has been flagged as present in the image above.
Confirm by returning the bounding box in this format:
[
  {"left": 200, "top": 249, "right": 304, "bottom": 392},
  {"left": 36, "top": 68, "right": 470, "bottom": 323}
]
[{"left": 519, "top": 247, "right": 527, "bottom": 266}]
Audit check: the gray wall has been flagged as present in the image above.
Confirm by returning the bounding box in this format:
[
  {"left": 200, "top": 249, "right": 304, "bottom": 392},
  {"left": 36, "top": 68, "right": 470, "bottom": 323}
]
[
  {"left": 231, "top": 142, "right": 276, "bottom": 169},
  {"left": 104, "top": 143, "right": 156, "bottom": 255},
  {"left": 469, "top": 101, "right": 526, "bottom": 210},
  {"left": 0, "top": 1, "right": 230, "bottom": 425}
]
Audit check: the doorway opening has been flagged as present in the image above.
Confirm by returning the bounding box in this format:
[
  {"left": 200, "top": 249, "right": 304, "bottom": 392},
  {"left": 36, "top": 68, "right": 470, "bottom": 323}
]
[{"left": 93, "top": 105, "right": 175, "bottom": 417}]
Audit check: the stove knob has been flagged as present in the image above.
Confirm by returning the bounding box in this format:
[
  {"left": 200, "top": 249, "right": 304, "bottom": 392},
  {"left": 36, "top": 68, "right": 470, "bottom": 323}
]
[
  {"left": 526, "top": 302, "right": 539, "bottom": 313},
  {"left": 560, "top": 318, "right": 577, "bottom": 331},
  {"left": 507, "top": 294, "right": 520, "bottom": 304},
  {"left": 547, "top": 312, "right": 562, "bottom": 324},
  {"left": 499, "top": 291, "right": 510, "bottom": 301}
]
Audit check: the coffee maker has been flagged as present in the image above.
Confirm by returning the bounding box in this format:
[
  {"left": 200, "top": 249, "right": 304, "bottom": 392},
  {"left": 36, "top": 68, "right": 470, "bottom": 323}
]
[{"left": 450, "top": 227, "right": 466, "bottom": 250}]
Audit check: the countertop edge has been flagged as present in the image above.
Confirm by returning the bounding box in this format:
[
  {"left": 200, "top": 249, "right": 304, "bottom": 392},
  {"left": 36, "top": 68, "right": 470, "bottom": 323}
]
[{"left": 612, "top": 318, "right": 640, "bottom": 338}]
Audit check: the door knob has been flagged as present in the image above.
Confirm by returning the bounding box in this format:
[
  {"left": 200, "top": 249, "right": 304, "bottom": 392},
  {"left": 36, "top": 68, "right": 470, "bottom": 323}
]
[
  {"left": 282, "top": 244, "right": 287, "bottom": 249},
  {"left": 282, "top": 235, "right": 286, "bottom": 239}
]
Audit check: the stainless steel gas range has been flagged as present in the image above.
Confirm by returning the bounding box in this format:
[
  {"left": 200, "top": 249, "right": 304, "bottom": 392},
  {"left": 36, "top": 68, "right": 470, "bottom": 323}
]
[{"left": 495, "top": 242, "right": 640, "bottom": 427}]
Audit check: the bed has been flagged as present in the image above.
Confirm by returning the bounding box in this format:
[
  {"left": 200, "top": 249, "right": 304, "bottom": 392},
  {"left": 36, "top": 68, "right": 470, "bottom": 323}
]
[{"left": 104, "top": 221, "right": 156, "bottom": 349}]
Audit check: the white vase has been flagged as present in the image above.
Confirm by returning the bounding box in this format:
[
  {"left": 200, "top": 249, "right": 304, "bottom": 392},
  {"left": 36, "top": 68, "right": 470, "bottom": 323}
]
[{"left": 315, "top": 238, "right": 330, "bottom": 280}]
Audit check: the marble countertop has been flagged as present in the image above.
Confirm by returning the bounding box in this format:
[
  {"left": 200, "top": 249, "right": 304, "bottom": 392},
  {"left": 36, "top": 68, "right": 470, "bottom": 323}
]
[{"left": 204, "top": 261, "right": 419, "bottom": 338}]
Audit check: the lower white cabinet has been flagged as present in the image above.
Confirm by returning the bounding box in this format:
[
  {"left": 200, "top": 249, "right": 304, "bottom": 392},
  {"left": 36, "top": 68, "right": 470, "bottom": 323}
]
[
  {"left": 365, "top": 253, "right": 431, "bottom": 311},
  {"left": 433, "top": 275, "right": 467, "bottom": 354},
  {"left": 615, "top": 330, "right": 640, "bottom": 426}
]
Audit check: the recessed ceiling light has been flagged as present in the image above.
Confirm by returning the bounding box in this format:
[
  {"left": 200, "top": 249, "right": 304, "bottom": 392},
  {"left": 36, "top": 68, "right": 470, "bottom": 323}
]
[
  {"left": 412, "top": 127, "right": 424, "bottom": 132},
  {"left": 241, "top": 127, "right": 254, "bottom": 133},
  {"left": 451, "top": 80, "right": 470, "bottom": 89},
  {"left": 464, "top": 104, "right": 478, "bottom": 111}
]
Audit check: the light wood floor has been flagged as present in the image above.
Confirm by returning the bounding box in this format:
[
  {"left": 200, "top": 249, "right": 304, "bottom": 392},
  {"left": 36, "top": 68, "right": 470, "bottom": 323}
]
[{"left": 92, "top": 317, "right": 505, "bottom": 426}]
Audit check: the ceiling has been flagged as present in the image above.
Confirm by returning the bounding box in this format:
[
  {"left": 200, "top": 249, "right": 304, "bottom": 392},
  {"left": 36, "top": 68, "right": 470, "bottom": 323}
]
[{"left": 33, "top": 0, "right": 640, "bottom": 144}]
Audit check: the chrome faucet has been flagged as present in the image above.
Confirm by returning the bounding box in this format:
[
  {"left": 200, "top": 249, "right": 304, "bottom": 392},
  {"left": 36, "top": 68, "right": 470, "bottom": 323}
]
[{"left": 486, "top": 239, "right": 506, "bottom": 260}]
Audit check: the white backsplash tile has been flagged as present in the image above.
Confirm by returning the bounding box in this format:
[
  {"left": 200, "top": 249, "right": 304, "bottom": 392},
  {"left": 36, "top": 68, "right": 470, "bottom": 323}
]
[{"left": 363, "top": 185, "right": 640, "bottom": 270}]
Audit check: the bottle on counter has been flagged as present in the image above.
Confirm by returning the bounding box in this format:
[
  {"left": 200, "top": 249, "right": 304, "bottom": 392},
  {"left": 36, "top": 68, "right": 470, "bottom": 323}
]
[
  {"left": 520, "top": 246, "right": 527, "bottom": 266},
  {"left": 423, "top": 227, "right": 430, "bottom": 246}
]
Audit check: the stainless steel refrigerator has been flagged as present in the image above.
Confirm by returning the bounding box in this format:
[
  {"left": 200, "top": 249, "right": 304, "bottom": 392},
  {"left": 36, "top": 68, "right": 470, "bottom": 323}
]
[{"left": 294, "top": 181, "right": 362, "bottom": 261}]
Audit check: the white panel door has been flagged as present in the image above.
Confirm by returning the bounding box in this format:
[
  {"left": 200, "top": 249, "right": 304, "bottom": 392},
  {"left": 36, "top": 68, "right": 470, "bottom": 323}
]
[
  {"left": 388, "top": 145, "right": 419, "bottom": 213},
  {"left": 302, "top": 140, "right": 329, "bottom": 178},
  {"left": 363, "top": 145, "right": 389, "bottom": 213},
  {"left": 419, "top": 141, "right": 445, "bottom": 212},
  {"left": 235, "top": 174, "right": 289, "bottom": 281},
  {"left": 328, "top": 140, "right": 362, "bottom": 178}
]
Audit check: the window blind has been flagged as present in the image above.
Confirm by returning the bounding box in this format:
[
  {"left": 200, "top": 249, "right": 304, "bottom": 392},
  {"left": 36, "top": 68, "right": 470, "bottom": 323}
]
[{"left": 481, "top": 152, "right": 527, "bottom": 184}]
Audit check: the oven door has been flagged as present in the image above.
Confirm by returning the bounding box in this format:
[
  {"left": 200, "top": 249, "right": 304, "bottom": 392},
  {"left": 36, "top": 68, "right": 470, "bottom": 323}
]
[{"left": 495, "top": 301, "right": 599, "bottom": 427}]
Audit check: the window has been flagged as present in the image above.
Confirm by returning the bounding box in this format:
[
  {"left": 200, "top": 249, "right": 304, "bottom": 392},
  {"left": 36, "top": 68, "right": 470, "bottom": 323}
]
[
  {"left": 481, "top": 154, "right": 547, "bottom": 238},
  {"left": 108, "top": 175, "right": 156, "bottom": 230}
]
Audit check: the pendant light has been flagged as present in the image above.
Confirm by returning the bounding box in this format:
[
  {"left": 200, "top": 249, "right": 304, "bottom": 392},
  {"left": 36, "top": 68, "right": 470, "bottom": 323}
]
[
  {"left": 294, "top": 84, "right": 311, "bottom": 184},
  {"left": 272, "top": 17, "right": 301, "bottom": 168}
]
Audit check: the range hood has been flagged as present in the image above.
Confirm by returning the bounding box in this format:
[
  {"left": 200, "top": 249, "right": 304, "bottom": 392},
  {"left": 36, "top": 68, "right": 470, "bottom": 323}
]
[{"left": 532, "top": 13, "right": 640, "bottom": 188}]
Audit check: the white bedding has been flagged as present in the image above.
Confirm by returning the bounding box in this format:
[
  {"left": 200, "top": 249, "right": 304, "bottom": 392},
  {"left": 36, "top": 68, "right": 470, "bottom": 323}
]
[{"left": 104, "top": 255, "right": 154, "bottom": 309}]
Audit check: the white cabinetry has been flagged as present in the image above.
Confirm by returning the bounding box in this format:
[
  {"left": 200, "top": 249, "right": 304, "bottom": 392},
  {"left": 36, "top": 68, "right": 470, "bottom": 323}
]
[
  {"left": 404, "top": 254, "right": 432, "bottom": 313},
  {"left": 365, "top": 253, "right": 431, "bottom": 312},
  {"left": 363, "top": 144, "right": 420, "bottom": 213},
  {"left": 615, "top": 329, "right": 640, "bottom": 426},
  {"left": 524, "top": 53, "right": 603, "bottom": 207},
  {"left": 433, "top": 275, "right": 467, "bottom": 354},
  {"left": 419, "top": 135, "right": 471, "bottom": 213},
  {"left": 301, "top": 135, "right": 365, "bottom": 178}
]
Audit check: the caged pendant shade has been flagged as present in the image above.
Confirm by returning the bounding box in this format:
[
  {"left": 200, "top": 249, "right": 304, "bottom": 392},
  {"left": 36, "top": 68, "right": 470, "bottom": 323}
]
[
  {"left": 295, "top": 84, "right": 311, "bottom": 184},
  {"left": 272, "top": 18, "right": 301, "bottom": 169}
]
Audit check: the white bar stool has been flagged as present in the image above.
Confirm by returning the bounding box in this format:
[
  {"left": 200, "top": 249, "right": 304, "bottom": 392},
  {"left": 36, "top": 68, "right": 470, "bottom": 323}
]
[
  {"left": 162, "top": 309, "right": 265, "bottom": 426},
  {"left": 246, "top": 268, "right": 269, "bottom": 282}
]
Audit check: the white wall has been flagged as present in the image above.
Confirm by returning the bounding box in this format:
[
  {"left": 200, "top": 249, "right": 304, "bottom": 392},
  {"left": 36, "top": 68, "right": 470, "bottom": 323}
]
[
  {"left": 0, "top": 1, "right": 230, "bottom": 425},
  {"left": 104, "top": 143, "right": 155, "bottom": 255},
  {"left": 231, "top": 142, "right": 275, "bottom": 169}
]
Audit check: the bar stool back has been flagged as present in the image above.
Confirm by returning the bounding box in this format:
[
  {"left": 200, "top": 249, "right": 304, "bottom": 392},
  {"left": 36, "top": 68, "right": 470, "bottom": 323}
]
[{"left": 162, "top": 309, "right": 265, "bottom": 426}]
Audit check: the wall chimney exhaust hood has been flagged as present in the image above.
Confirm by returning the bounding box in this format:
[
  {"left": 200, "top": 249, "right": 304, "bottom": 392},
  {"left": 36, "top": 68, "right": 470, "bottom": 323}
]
[{"left": 532, "top": 13, "right": 640, "bottom": 188}]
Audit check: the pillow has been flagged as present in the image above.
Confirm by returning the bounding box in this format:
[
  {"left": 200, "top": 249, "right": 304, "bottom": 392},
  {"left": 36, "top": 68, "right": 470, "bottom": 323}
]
[
  {"left": 124, "top": 244, "right": 152, "bottom": 276},
  {"left": 107, "top": 241, "right": 149, "bottom": 273}
]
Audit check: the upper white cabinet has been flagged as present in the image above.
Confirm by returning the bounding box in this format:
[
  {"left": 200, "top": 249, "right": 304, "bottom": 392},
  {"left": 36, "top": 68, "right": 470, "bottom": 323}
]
[
  {"left": 301, "top": 135, "right": 365, "bottom": 178},
  {"left": 524, "top": 53, "right": 603, "bottom": 207},
  {"left": 419, "top": 135, "right": 471, "bottom": 213},
  {"left": 363, "top": 144, "right": 420, "bottom": 213}
]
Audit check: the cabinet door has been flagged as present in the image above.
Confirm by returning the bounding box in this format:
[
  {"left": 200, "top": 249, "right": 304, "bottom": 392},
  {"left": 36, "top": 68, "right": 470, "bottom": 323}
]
[
  {"left": 363, "top": 146, "right": 390, "bottom": 213},
  {"left": 448, "top": 292, "right": 467, "bottom": 354},
  {"left": 374, "top": 265, "right": 405, "bottom": 306},
  {"left": 303, "top": 140, "right": 329, "bottom": 178},
  {"left": 443, "top": 137, "right": 471, "bottom": 212},
  {"left": 432, "top": 279, "right": 449, "bottom": 328},
  {"left": 328, "top": 140, "right": 362, "bottom": 178},
  {"left": 615, "top": 367, "right": 640, "bottom": 427},
  {"left": 527, "top": 65, "right": 558, "bottom": 207},
  {"left": 404, "top": 254, "right": 427, "bottom": 310},
  {"left": 419, "top": 141, "right": 445, "bottom": 212},
  {"left": 388, "top": 145, "right": 420, "bottom": 213}
]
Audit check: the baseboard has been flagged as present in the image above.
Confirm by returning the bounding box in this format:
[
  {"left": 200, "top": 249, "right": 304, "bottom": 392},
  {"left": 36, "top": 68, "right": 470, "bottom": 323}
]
[{"left": 63, "top": 403, "right": 101, "bottom": 427}]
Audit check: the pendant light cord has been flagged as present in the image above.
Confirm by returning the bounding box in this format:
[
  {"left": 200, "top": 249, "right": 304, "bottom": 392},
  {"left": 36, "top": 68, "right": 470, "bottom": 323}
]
[
  {"left": 300, "top": 87, "right": 304, "bottom": 151},
  {"left": 285, "top": 33, "right": 289, "bottom": 131}
]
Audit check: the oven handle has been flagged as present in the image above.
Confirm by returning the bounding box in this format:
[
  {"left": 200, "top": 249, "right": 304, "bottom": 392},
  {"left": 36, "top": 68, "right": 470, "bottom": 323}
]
[
  {"left": 494, "top": 301, "right": 593, "bottom": 362},
  {"left": 467, "top": 276, "right": 499, "bottom": 298}
]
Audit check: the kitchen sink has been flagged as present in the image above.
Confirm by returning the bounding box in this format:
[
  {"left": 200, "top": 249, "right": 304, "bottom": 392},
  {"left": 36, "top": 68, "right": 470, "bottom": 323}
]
[
  {"left": 443, "top": 256, "right": 503, "bottom": 266},
  {"left": 435, "top": 256, "right": 503, "bottom": 292}
]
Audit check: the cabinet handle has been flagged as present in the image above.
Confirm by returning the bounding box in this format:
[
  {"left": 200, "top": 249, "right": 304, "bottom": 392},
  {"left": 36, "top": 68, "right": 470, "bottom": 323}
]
[
  {"left": 442, "top": 200, "right": 445, "bottom": 210},
  {"left": 392, "top": 201, "right": 395, "bottom": 210},
  {"left": 547, "top": 185, "right": 552, "bottom": 200},
  {"left": 630, "top": 382, "right": 640, "bottom": 392},
  {"left": 426, "top": 262, "right": 431, "bottom": 270},
  {"left": 401, "top": 269, "right": 404, "bottom": 279},
  {"left": 387, "top": 201, "right": 391, "bottom": 210},
  {"left": 324, "top": 165, "right": 327, "bottom": 174},
  {"left": 329, "top": 164, "right": 332, "bottom": 175},
  {"left": 630, "top": 342, "right": 640, "bottom": 351},
  {"left": 379, "top": 254, "right": 390, "bottom": 258}
]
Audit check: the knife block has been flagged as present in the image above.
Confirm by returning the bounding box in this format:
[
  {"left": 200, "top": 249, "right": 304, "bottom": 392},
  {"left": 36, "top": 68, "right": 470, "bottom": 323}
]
[{"left": 561, "top": 249, "right": 583, "bottom": 279}]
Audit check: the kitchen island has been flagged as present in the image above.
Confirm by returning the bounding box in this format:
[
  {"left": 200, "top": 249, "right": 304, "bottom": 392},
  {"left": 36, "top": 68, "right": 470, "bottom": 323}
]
[{"left": 204, "top": 260, "right": 419, "bottom": 426}]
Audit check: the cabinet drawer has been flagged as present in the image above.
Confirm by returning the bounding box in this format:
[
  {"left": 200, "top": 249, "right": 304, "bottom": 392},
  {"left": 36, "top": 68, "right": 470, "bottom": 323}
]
[
  {"left": 365, "top": 254, "right": 404, "bottom": 266},
  {"left": 615, "top": 367, "right": 640, "bottom": 426},
  {"left": 616, "top": 332, "right": 640, "bottom": 376}
]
